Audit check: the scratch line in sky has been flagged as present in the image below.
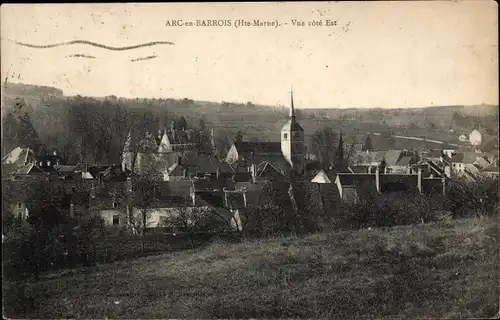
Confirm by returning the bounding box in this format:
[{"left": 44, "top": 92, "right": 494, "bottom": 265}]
[
  {"left": 130, "top": 55, "right": 158, "bottom": 62},
  {"left": 7, "top": 38, "right": 175, "bottom": 51},
  {"left": 66, "top": 54, "right": 97, "bottom": 59}
]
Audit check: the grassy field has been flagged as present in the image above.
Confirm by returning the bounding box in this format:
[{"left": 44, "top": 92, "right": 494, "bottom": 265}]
[{"left": 3, "top": 217, "right": 499, "bottom": 319}]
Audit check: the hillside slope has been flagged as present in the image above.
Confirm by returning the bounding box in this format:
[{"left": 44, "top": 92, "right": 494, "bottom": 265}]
[
  {"left": 2, "top": 82, "right": 497, "bottom": 150},
  {"left": 4, "top": 218, "right": 498, "bottom": 319}
]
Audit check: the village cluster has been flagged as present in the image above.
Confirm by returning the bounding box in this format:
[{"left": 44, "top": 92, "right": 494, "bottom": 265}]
[{"left": 3, "top": 93, "right": 499, "bottom": 233}]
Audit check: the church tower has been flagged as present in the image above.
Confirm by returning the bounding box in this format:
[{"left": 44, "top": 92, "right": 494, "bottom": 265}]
[{"left": 281, "top": 89, "right": 305, "bottom": 168}]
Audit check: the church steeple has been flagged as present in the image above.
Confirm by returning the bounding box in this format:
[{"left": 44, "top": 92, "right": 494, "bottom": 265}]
[{"left": 281, "top": 89, "right": 305, "bottom": 169}]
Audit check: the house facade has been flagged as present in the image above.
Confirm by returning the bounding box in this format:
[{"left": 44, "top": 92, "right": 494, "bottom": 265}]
[{"left": 469, "top": 129, "right": 482, "bottom": 146}]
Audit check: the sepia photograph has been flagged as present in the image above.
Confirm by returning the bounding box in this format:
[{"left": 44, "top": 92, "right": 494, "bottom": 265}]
[{"left": 1, "top": 2, "right": 499, "bottom": 319}]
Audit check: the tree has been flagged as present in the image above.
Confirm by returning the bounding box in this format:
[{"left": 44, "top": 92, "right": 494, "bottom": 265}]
[
  {"left": 362, "top": 134, "right": 373, "bottom": 152},
  {"left": 334, "top": 133, "right": 347, "bottom": 171},
  {"left": 162, "top": 206, "right": 212, "bottom": 248},
  {"left": 176, "top": 116, "right": 187, "bottom": 131},
  {"left": 199, "top": 118, "right": 207, "bottom": 131},
  {"left": 310, "top": 127, "right": 338, "bottom": 169},
  {"left": 379, "top": 157, "right": 387, "bottom": 173},
  {"left": 129, "top": 158, "right": 163, "bottom": 252},
  {"left": 234, "top": 130, "right": 243, "bottom": 142},
  {"left": 446, "top": 176, "right": 499, "bottom": 218},
  {"left": 3, "top": 180, "right": 74, "bottom": 280},
  {"left": 17, "top": 112, "right": 41, "bottom": 152},
  {"left": 426, "top": 119, "right": 437, "bottom": 130},
  {"left": 1, "top": 111, "right": 19, "bottom": 155},
  {"left": 241, "top": 182, "right": 295, "bottom": 236}
]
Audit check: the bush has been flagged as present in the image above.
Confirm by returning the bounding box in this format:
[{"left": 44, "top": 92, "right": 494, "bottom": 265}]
[
  {"left": 3, "top": 214, "right": 105, "bottom": 281},
  {"left": 327, "top": 192, "right": 450, "bottom": 230},
  {"left": 446, "top": 177, "right": 499, "bottom": 218}
]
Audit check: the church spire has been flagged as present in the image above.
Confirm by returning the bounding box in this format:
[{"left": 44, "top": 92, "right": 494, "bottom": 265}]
[{"left": 290, "top": 87, "right": 295, "bottom": 118}]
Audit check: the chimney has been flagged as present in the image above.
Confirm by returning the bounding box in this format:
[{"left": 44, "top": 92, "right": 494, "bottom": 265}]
[
  {"left": 375, "top": 167, "right": 381, "bottom": 193},
  {"left": 183, "top": 168, "right": 188, "bottom": 179},
  {"left": 250, "top": 164, "right": 256, "bottom": 183},
  {"left": 190, "top": 186, "right": 196, "bottom": 205},
  {"left": 442, "top": 177, "right": 446, "bottom": 196},
  {"left": 90, "top": 181, "right": 96, "bottom": 199},
  {"left": 223, "top": 187, "right": 228, "bottom": 207},
  {"left": 53, "top": 150, "right": 57, "bottom": 156},
  {"left": 417, "top": 168, "right": 423, "bottom": 194},
  {"left": 127, "top": 177, "right": 132, "bottom": 192},
  {"left": 172, "top": 127, "right": 176, "bottom": 142},
  {"left": 407, "top": 165, "right": 412, "bottom": 174},
  {"left": 216, "top": 167, "right": 220, "bottom": 179},
  {"left": 70, "top": 203, "right": 74, "bottom": 218},
  {"left": 444, "top": 165, "right": 451, "bottom": 178},
  {"left": 242, "top": 187, "right": 247, "bottom": 208}
]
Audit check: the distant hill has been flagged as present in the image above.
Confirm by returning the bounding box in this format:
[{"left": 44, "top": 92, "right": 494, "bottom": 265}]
[
  {"left": 1, "top": 82, "right": 64, "bottom": 114},
  {"left": 1, "top": 82, "right": 497, "bottom": 151}
]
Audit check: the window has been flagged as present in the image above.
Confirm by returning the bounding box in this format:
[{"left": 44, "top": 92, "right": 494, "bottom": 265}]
[
  {"left": 284, "top": 133, "right": 288, "bottom": 139},
  {"left": 17, "top": 202, "right": 22, "bottom": 209},
  {"left": 112, "top": 215, "right": 120, "bottom": 225},
  {"left": 112, "top": 202, "right": 118, "bottom": 208}
]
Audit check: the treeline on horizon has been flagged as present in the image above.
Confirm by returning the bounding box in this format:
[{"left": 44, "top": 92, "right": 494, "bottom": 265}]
[
  {"left": 1, "top": 96, "right": 241, "bottom": 164},
  {"left": 1, "top": 86, "right": 498, "bottom": 165}
]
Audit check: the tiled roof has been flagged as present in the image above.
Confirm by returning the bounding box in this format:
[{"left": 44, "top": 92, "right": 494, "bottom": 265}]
[
  {"left": 234, "top": 181, "right": 267, "bottom": 206},
  {"left": 451, "top": 152, "right": 485, "bottom": 164},
  {"left": 427, "top": 161, "right": 445, "bottom": 177},
  {"left": 15, "top": 163, "right": 47, "bottom": 175},
  {"left": 348, "top": 165, "right": 370, "bottom": 173},
  {"left": 281, "top": 119, "right": 304, "bottom": 132},
  {"left": 74, "top": 162, "right": 94, "bottom": 172},
  {"left": 482, "top": 160, "right": 500, "bottom": 173},
  {"left": 395, "top": 156, "right": 412, "bottom": 167},
  {"left": 156, "top": 180, "right": 192, "bottom": 199},
  {"left": 379, "top": 174, "right": 418, "bottom": 193},
  {"left": 256, "top": 161, "right": 286, "bottom": 178},
  {"left": 234, "top": 141, "right": 282, "bottom": 155},
  {"left": 336, "top": 173, "right": 376, "bottom": 187},
  {"left": 311, "top": 170, "right": 335, "bottom": 183},
  {"left": 423, "top": 150, "right": 442, "bottom": 159},
  {"left": 2, "top": 147, "right": 35, "bottom": 166},
  {"left": 218, "top": 161, "right": 235, "bottom": 173},
  {"left": 192, "top": 177, "right": 236, "bottom": 191},
  {"left": 54, "top": 165, "right": 77, "bottom": 173},
  {"left": 370, "top": 151, "right": 387, "bottom": 163},
  {"left": 342, "top": 187, "right": 358, "bottom": 202},
  {"left": 195, "top": 191, "right": 225, "bottom": 207},
  {"left": 231, "top": 172, "right": 253, "bottom": 182},
  {"left": 384, "top": 150, "right": 403, "bottom": 166}
]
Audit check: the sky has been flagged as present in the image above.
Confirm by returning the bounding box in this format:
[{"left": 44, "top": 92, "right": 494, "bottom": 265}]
[{"left": 1, "top": 2, "right": 498, "bottom": 109}]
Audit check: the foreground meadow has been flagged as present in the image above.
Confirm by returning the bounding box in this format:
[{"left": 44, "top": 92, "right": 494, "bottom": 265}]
[{"left": 3, "top": 217, "right": 498, "bottom": 319}]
